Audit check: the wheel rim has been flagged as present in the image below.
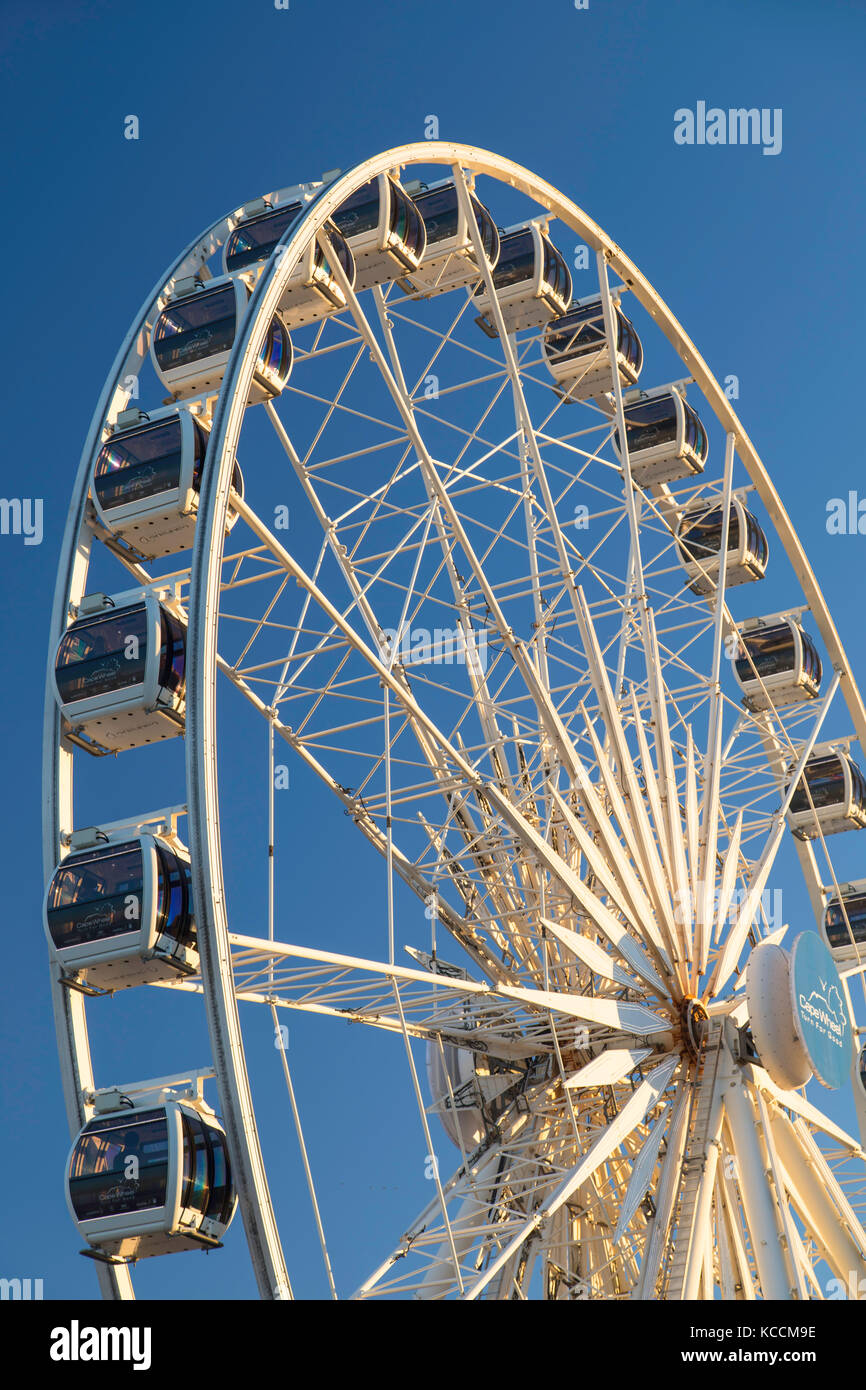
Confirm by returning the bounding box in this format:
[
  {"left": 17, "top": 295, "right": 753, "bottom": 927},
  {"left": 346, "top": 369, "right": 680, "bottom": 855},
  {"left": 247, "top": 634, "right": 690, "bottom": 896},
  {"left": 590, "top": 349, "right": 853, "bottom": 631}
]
[{"left": 44, "top": 142, "right": 866, "bottom": 1300}]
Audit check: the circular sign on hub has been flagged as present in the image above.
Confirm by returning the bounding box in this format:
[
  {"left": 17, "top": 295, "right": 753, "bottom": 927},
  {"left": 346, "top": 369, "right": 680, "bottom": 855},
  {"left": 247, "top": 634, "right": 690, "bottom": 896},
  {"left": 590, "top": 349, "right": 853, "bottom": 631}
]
[{"left": 790, "top": 932, "right": 851, "bottom": 1089}]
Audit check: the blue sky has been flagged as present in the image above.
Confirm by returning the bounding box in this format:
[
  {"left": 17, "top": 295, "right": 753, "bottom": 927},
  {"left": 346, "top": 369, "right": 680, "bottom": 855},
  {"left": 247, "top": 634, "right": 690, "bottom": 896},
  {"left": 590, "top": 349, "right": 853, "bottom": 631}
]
[{"left": 1, "top": 0, "right": 865, "bottom": 1300}]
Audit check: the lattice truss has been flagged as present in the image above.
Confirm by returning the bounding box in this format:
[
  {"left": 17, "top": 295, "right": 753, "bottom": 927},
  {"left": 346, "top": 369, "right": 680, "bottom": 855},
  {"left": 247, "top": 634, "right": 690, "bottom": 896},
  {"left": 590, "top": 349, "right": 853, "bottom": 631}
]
[{"left": 142, "top": 166, "right": 866, "bottom": 1299}]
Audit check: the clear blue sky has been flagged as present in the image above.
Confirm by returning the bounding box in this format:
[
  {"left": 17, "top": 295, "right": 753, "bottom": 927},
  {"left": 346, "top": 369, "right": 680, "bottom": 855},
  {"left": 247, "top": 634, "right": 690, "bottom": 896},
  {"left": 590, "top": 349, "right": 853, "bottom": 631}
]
[{"left": 1, "top": 0, "right": 864, "bottom": 1300}]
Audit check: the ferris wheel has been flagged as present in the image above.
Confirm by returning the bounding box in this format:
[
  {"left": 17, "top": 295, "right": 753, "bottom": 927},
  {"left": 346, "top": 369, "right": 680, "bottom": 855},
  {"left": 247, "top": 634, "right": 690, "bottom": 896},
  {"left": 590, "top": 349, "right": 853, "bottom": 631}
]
[{"left": 42, "top": 141, "right": 866, "bottom": 1301}]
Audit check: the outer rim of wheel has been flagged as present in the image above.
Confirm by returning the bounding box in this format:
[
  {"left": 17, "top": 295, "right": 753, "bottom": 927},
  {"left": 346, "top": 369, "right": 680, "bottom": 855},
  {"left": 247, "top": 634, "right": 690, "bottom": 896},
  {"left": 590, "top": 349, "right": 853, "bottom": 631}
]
[{"left": 44, "top": 140, "right": 865, "bottom": 1300}]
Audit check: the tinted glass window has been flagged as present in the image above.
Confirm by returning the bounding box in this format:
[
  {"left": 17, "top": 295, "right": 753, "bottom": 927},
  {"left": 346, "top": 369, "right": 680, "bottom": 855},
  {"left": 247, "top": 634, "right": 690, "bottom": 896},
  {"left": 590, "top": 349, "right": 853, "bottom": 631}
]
[
  {"left": 94, "top": 419, "right": 184, "bottom": 510},
  {"left": 683, "top": 403, "right": 708, "bottom": 460},
  {"left": 181, "top": 1113, "right": 211, "bottom": 1217},
  {"left": 56, "top": 605, "right": 148, "bottom": 702},
  {"left": 616, "top": 395, "right": 678, "bottom": 455},
  {"left": 734, "top": 624, "right": 794, "bottom": 683},
  {"left": 225, "top": 205, "right": 299, "bottom": 272},
  {"left": 69, "top": 1114, "right": 169, "bottom": 1221},
  {"left": 542, "top": 239, "right": 571, "bottom": 304},
  {"left": 333, "top": 180, "right": 381, "bottom": 237},
  {"left": 801, "top": 635, "right": 822, "bottom": 686},
  {"left": 190, "top": 421, "right": 208, "bottom": 493},
  {"left": 153, "top": 287, "right": 238, "bottom": 371},
  {"left": 745, "top": 513, "right": 768, "bottom": 566},
  {"left": 386, "top": 184, "right": 424, "bottom": 260},
  {"left": 207, "top": 1130, "right": 234, "bottom": 1225},
  {"left": 256, "top": 318, "right": 291, "bottom": 388},
  {"left": 406, "top": 200, "right": 425, "bottom": 258},
  {"left": 825, "top": 895, "right": 866, "bottom": 948},
  {"left": 471, "top": 194, "right": 499, "bottom": 264},
  {"left": 389, "top": 185, "right": 411, "bottom": 245},
  {"left": 154, "top": 844, "right": 191, "bottom": 945},
  {"left": 789, "top": 756, "right": 846, "bottom": 814},
  {"left": 157, "top": 612, "right": 186, "bottom": 697},
  {"left": 546, "top": 303, "right": 606, "bottom": 360},
  {"left": 319, "top": 223, "right": 353, "bottom": 279},
  {"left": 201, "top": 1128, "right": 232, "bottom": 1228},
  {"left": 678, "top": 507, "right": 739, "bottom": 562},
  {"left": 416, "top": 185, "right": 460, "bottom": 245},
  {"left": 46, "top": 842, "right": 143, "bottom": 950},
  {"left": 618, "top": 312, "right": 643, "bottom": 374},
  {"left": 491, "top": 230, "right": 535, "bottom": 291}
]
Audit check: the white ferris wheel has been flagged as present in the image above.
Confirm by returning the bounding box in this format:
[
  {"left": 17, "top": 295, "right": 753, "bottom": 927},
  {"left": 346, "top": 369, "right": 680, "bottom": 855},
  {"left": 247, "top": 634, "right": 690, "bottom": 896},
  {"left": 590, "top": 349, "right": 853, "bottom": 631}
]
[{"left": 42, "top": 141, "right": 866, "bottom": 1301}]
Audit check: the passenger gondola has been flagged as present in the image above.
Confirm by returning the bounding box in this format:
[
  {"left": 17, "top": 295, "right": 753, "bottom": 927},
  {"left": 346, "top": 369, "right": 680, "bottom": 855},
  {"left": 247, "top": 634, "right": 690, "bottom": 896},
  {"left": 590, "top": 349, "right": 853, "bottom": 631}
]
[
  {"left": 676, "top": 498, "right": 768, "bottom": 594},
  {"left": 151, "top": 275, "right": 292, "bottom": 403},
  {"left": 91, "top": 406, "right": 244, "bottom": 559},
  {"left": 542, "top": 296, "right": 643, "bottom": 403},
  {"left": 823, "top": 880, "right": 866, "bottom": 960},
  {"left": 224, "top": 202, "right": 356, "bottom": 327},
  {"left": 733, "top": 617, "right": 823, "bottom": 710},
  {"left": 67, "top": 1096, "right": 236, "bottom": 1260},
  {"left": 45, "top": 823, "right": 197, "bottom": 990},
  {"left": 612, "top": 387, "right": 709, "bottom": 484},
  {"left": 399, "top": 178, "right": 500, "bottom": 298},
  {"left": 475, "top": 223, "right": 572, "bottom": 337},
  {"left": 786, "top": 751, "right": 866, "bottom": 838},
  {"left": 53, "top": 589, "right": 186, "bottom": 753},
  {"left": 331, "top": 174, "right": 426, "bottom": 291}
]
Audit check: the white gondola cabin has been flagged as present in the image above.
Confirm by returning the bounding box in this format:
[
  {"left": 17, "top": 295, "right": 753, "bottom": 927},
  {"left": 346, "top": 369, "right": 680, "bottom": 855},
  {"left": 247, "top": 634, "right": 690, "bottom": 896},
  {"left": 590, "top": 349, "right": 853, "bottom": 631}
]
[
  {"left": 676, "top": 499, "right": 768, "bottom": 594},
  {"left": 54, "top": 590, "right": 186, "bottom": 753},
  {"left": 733, "top": 617, "right": 822, "bottom": 710},
  {"left": 45, "top": 824, "right": 197, "bottom": 990},
  {"left": 151, "top": 275, "right": 292, "bottom": 402},
  {"left": 67, "top": 1097, "right": 236, "bottom": 1260},
  {"left": 542, "top": 296, "right": 643, "bottom": 402},
  {"left": 331, "top": 175, "right": 426, "bottom": 291},
  {"left": 399, "top": 179, "right": 500, "bottom": 298},
  {"left": 91, "top": 406, "right": 244, "bottom": 559},
  {"left": 612, "top": 387, "right": 708, "bottom": 485},
  {"left": 823, "top": 880, "right": 866, "bottom": 963},
  {"left": 475, "top": 223, "right": 571, "bottom": 337},
  {"left": 786, "top": 752, "right": 866, "bottom": 839},
  {"left": 223, "top": 203, "right": 356, "bottom": 328}
]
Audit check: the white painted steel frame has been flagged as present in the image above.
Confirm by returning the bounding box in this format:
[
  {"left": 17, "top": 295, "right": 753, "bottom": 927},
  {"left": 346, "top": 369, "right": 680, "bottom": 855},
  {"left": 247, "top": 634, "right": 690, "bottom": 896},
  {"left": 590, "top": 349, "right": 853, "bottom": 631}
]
[{"left": 44, "top": 142, "right": 866, "bottom": 1300}]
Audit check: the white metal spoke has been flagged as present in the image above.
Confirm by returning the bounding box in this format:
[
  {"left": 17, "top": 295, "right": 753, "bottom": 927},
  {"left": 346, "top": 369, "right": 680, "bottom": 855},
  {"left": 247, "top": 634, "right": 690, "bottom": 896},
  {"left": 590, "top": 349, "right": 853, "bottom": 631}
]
[{"left": 45, "top": 141, "right": 866, "bottom": 1302}]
